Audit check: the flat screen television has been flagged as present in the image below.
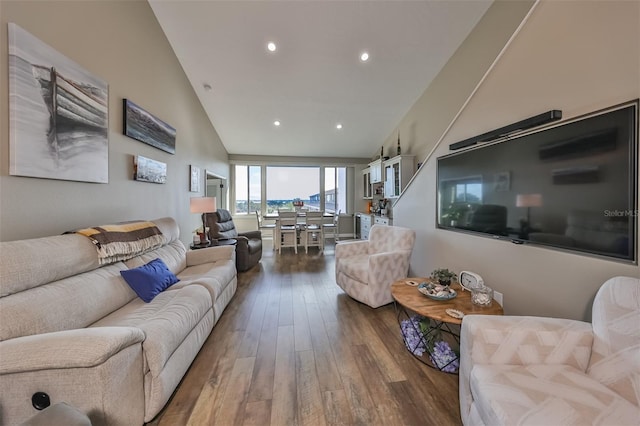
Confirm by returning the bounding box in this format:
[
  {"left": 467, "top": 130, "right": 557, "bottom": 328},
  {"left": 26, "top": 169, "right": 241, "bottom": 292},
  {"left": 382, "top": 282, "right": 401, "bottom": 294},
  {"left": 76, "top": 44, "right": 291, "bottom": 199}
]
[{"left": 437, "top": 100, "right": 638, "bottom": 262}]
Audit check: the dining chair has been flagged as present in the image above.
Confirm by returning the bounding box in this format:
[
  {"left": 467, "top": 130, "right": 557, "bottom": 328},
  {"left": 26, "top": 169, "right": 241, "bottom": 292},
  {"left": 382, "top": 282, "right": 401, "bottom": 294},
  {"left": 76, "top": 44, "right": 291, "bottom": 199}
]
[
  {"left": 303, "top": 211, "right": 324, "bottom": 253},
  {"left": 277, "top": 210, "right": 298, "bottom": 254},
  {"left": 255, "top": 210, "right": 276, "bottom": 247},
  {"left": 323, "top": 210, "right": 340, "bottom": 242}
]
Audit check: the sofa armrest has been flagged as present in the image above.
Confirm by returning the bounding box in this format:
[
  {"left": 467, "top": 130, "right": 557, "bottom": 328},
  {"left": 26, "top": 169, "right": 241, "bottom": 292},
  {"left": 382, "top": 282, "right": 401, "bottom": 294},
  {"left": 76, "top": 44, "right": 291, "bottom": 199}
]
[
  {"left": 0, "top": 327, "right": 144, "bottom": 374},
  {"left": 234, "top": 235, "right": 250, "bottom": 250},
  {"left": 460, "top": 315, "right": 593, "bottom": 371},
  {"left": 186, "top": 245, "right": 235, "bottom": 266}
]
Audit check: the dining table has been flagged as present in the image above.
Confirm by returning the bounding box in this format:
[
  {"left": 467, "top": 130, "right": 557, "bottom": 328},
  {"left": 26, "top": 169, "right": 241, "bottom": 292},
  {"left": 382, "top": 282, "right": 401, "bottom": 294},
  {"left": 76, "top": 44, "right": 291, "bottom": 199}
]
[{"left": 264, "top": 211, "right": 334, "bottom": 251}]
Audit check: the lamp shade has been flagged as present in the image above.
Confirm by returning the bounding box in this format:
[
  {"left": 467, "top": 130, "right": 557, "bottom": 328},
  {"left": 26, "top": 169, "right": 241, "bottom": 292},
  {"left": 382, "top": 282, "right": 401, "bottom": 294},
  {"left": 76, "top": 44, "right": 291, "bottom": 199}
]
[
  {"left": 516, "top": 193, "right": 543, "bottom": 208},
  {"left": 190, "top": 197, "right": 217, "bottom": 214}
]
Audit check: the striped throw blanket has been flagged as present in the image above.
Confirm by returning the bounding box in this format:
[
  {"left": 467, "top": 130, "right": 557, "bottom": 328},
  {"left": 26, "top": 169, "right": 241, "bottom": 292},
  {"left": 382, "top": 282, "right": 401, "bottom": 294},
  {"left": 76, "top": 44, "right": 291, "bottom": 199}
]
[{"left": 72, "top": 221, "right": 165, "bottom": 265}]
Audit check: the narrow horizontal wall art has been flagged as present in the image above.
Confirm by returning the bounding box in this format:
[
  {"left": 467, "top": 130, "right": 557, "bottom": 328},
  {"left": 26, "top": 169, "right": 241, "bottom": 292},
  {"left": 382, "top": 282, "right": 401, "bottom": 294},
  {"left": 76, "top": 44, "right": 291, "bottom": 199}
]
[
  {"left": 123, "top": 99, "right": 176, "bottom": 154},
  {"left": 8, "top": 23, "right": 109, "bottom": 183},
  {"left": 133, "top": 155, "right": 167, "bottom": 184}
]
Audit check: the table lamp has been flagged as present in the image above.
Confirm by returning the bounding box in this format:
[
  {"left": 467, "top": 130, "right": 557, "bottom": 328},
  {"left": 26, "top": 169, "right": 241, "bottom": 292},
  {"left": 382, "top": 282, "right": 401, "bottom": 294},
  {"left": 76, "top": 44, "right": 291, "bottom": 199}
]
[{"left": 190, "top": 197, "right": 217, "bottom": 245}]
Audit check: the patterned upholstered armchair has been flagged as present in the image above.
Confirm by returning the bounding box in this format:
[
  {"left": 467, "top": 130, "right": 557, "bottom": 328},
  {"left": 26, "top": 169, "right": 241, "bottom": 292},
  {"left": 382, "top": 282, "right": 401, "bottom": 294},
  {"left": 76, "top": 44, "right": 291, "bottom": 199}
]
[
  {"left": 459, "top": 276, "right": 640, "bottom": 425},
  {"left": 335, "top": 224, "right": 415, "bottom": 308}
]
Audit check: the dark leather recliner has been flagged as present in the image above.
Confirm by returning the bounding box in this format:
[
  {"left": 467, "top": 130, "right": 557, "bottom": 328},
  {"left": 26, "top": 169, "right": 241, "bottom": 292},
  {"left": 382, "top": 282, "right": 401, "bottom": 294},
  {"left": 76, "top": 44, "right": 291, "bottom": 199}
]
[{"left": 204, "top": 209, "right": 262, "bottom": 272}]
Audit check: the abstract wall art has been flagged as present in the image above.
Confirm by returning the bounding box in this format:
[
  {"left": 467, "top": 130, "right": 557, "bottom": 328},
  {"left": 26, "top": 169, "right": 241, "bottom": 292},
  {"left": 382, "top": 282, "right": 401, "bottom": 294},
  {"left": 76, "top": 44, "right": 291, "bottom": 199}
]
[
  {"left": 190, "top": 165, "right": 201, "bottom": 192},
  {"left": 133, "top": 155, "right": 167, "bottom": 184},
  {"left": 8, "top": 23, "right": 109, "bottom": 183},
  {"left": 123, "top": 99, "right": 176, "bottom": 154}
]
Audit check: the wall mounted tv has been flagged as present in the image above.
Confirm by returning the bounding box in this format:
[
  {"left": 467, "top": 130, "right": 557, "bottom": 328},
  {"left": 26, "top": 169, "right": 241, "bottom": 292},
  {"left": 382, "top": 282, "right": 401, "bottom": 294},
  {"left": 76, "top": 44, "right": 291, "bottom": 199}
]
[{"left": 437, "top": 100, "right": 638, "bottom": 262}]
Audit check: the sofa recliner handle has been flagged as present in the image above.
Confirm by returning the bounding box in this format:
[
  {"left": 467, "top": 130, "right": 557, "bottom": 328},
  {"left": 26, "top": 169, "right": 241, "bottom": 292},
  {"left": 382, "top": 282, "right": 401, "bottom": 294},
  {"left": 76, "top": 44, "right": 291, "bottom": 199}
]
[{"left": 31, "top": 392, "right": 50, "bottom": 410}]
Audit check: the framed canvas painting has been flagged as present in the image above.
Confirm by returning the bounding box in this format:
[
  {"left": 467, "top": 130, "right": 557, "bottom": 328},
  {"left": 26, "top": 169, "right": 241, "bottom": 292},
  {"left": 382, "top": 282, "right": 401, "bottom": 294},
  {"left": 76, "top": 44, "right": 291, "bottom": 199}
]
[
  {"left": 8, "top": 23, "right": 109, "bottom": 183},
  {"left": 133, "top": 155, "right": 167, "bottom": 184},
  {"left": 190, "top": 165, "right": 201, "bottom": 192},
  {"left": 123, "top": 99, "right": 176, "bottom": 154}
]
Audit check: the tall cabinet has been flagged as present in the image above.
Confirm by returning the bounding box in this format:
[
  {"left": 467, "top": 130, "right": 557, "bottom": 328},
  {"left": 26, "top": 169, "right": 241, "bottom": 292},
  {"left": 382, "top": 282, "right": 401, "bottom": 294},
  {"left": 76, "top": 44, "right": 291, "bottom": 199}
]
[
  {"left": 369, "top": 159, "right": 382, "bottom": 184},
  {"left": 383, "top": 155, "right": 415, "bottom": 198},
  {"left": 362, "top": 167, "right": 372, "bottom": 199}
]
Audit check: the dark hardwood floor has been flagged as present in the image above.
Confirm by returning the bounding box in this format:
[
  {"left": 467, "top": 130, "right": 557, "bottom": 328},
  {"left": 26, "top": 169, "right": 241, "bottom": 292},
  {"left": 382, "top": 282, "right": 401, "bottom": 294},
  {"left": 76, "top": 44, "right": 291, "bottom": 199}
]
[{"left": 148, "top": 240, "right": 461, "bottom": 426}]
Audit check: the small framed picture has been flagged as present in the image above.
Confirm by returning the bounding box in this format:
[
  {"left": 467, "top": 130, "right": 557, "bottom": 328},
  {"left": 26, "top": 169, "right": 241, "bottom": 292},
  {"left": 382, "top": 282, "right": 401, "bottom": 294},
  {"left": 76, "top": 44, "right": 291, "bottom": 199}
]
[
  {"left": 190, "top": 165, "right": 201, "bottom": 192},
  {"left": 133, "top": 155, "right": 167, "bottom": 184},
  {"left": 494, "top": 171, "right": 510, "bottom": 192}
]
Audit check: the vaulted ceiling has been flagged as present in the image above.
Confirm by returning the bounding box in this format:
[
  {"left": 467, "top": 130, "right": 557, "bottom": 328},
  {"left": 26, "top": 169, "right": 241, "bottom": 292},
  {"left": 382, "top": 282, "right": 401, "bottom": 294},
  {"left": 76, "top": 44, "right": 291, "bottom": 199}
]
[{"left": 150, "top": 0, "right": 493, "bottom": 159}]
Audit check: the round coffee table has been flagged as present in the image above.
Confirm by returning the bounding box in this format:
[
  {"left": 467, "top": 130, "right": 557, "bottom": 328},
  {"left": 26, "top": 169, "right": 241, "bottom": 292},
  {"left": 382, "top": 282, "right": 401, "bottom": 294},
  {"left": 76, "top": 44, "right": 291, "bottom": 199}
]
[{"left": 391, "top": 277, "right": 503, "bottom": 373}]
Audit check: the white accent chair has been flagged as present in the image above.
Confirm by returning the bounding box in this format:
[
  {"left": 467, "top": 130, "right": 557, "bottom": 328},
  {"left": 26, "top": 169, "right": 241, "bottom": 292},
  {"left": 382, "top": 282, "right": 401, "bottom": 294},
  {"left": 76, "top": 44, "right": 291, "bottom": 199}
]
[
  {"left": 459, "top": 276, "right": 640, "bottom": 425},
  {"left": 277, "top": 211, "right": 298, "bottom": 254},
  {"left": 335, "top": 224, "right": 415, "bottom": 308},
  {"left": 303, "top": 211, "right": 324, "bottom": 253}
]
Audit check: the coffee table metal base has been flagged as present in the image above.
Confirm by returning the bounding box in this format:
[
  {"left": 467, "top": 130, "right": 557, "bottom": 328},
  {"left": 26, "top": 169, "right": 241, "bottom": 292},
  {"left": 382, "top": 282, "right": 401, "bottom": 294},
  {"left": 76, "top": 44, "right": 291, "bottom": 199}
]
[
  {"left": 395, "top": 302, "right": 461, "bottom": 374},
  {"left": 391, "top": 278, "right": 503, "bottom": 374}
]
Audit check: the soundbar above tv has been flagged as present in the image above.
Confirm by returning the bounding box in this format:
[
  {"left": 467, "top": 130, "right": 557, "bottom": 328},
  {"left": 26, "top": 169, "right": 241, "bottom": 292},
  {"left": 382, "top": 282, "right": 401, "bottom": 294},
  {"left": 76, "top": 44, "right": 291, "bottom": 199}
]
[
  {"left": 437, "top": 100, "right": 638, "bottom": 262},
  {"left": 449, "top": 110, "right": 563, "bottom": 151}
]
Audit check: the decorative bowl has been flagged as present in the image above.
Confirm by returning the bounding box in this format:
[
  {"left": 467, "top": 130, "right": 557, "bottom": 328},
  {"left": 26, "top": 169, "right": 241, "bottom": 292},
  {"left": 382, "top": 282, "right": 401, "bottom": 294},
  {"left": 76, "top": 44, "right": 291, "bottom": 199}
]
[{"left": 418, "top": 282, "right": 457, "bottom": 301}]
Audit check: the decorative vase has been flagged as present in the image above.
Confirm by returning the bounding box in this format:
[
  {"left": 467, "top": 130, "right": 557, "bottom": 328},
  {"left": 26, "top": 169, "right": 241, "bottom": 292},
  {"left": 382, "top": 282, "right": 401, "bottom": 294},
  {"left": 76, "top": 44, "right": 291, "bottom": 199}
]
[{"left": 471, "top": 286, "right": 493, "bottom": 307}]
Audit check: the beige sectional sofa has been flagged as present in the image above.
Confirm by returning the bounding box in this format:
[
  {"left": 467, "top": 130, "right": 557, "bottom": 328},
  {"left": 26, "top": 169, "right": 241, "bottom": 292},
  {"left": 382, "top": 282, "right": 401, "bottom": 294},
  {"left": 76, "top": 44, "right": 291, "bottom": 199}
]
[{"left": 0, "top": 217, "right": 237, "bottom": 425}]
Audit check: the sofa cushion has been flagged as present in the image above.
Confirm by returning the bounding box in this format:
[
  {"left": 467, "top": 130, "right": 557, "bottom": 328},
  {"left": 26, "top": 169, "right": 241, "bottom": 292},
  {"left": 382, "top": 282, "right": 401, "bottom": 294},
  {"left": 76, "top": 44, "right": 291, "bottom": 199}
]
[
  {"left": 90, "top": 285, "right": 211, "bottom": 375},
  {"left": 125, "top": 241, "right": 188, "bottom": 275},
  {"left": 120, "top": 258, "right": 179, "bottom": 303},
  {"left": 0, "top": 234, "right": 99, "bottom": 297},
  {"left": 0, "top": 263, "right": 135, "bottom": 341},
  {"left": 338, "top": 254, "right": 369, "bottom": 283},
  {"left": 175, "top": 260, "right": 236, "bottom": 301},
  {"left": 471, "top": 364, "right": 640, "bottom": 426}
]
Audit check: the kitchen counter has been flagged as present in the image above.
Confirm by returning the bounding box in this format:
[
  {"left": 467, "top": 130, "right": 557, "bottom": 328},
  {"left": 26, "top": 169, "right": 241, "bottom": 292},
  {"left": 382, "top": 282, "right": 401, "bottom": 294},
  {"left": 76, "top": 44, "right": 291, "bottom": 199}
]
[{"left": 356, "top": 213, "right": 392, "bottom": 239}]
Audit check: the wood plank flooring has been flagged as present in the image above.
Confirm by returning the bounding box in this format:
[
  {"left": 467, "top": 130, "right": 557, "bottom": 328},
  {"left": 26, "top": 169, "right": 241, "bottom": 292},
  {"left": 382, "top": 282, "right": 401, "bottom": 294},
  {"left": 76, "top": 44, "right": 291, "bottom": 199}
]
[{"left": 148, "top": 241, "right": 461, "bottom": 426}]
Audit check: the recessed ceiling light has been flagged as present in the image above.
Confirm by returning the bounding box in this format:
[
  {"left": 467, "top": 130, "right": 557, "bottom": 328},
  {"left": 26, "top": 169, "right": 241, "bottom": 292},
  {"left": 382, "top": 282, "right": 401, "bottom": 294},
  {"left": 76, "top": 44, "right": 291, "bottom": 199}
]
[
  {"left": 336, "top": 123, "right": 343, "bottom": 130},
  {"left": 267, "top": 42, "right": 277, "bottom": 52},
  {"left": 273, "top": 120, "right": 281, "bottom": 126},
  {"left": 360, "top": 51, "right": 369, "bottom": 62}
]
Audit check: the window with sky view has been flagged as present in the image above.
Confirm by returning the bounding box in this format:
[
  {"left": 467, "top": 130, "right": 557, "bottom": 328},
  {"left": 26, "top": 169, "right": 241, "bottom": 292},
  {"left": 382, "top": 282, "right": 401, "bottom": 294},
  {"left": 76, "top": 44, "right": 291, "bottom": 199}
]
[{"left": 235, "top": 165, "right": 347, "bottom": 214}]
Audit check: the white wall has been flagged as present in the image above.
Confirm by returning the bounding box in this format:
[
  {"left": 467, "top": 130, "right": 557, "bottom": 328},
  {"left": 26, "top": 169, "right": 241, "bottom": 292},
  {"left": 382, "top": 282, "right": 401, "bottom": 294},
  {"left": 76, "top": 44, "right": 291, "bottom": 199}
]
[
  {"left": 0, "top": 1, "right": 229, "bottom": 245},
  {"left": 394, "top": 0, "right": 640, "bottom": 321}
]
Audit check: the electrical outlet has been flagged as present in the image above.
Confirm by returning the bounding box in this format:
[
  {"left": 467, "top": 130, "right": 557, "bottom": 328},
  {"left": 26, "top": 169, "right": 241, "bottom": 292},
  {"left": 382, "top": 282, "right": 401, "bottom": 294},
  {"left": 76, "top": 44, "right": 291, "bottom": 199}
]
[{"left": 494, "top": 291, "right": 504, "bottom": 307}]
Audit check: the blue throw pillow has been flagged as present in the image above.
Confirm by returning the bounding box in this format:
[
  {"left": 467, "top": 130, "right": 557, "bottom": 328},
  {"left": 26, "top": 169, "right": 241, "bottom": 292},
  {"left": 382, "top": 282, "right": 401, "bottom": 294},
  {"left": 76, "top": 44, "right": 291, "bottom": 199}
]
[{"left": 120, "top": 258, "right": 179, "bottom": 303}]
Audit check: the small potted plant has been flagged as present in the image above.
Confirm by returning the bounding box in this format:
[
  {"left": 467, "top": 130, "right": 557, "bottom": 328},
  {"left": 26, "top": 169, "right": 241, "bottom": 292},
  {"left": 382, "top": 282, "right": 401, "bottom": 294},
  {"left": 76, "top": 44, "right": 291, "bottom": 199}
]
[{"left": 430, "top": 268, "right": 457, "bottom": 287}]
